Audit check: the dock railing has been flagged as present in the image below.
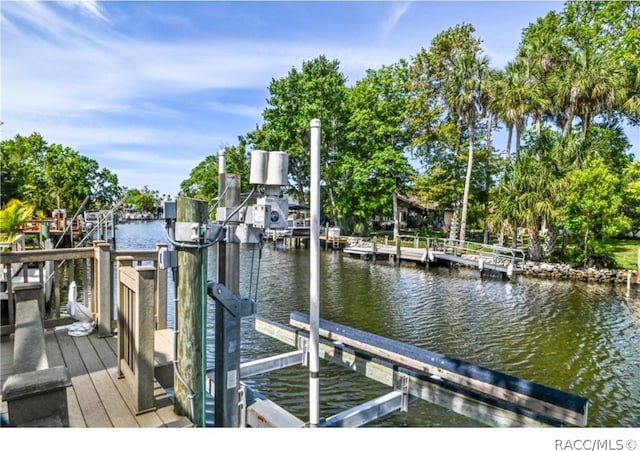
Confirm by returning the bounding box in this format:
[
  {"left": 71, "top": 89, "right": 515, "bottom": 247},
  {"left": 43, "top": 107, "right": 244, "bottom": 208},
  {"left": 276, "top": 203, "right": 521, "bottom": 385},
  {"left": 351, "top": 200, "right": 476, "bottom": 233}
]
[
  {"left": 0, "top": 241, "right": 169, "bottom": 337},
  {"left": 430, "top": 238, "right": 527, "bottom": 269},
  {"left": 116, "top": 257, "right": 157, "bottom": 414}
]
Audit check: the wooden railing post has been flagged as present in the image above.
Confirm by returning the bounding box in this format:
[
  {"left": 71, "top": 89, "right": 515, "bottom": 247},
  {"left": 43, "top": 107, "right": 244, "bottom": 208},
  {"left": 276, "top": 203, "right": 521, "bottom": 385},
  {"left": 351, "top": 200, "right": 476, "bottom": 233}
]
[
  {"left": 155, "top": 243, "right": 168, "bottom": 330},
  {"left": 134, "top": 265, "right": 156, "bottom": 414},
  {"left": 117, "top": 261, "right": 156, "bottom": 414},
  {"left": 94, "top": 241, "right": 113, "bottom": 337},
  {"left": 116, "top": 257, "right": 134, "bottom": 379}
]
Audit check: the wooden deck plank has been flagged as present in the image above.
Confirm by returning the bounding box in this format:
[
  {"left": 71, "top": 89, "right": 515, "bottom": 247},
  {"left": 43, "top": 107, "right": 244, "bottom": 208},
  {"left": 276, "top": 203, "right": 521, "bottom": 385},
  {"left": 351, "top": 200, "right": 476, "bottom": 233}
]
[
  {"left": 45, "top": 329, "right": 87, "bottom": 427},
  {"left": 153, "top": 385, "right": 192, "bottom": 428},
  {"left": 2, "top": 326, "right": 191, "bottom": 428},
  {"left": 74, "top": 332, "right": 140, "bottom": 427},
  {"left": 87, "top": 332, "right": 174, "bottom": 428},
  {"left": 54, "top": 329, "right": 113, "bottom": 427},
  {"left": 86, "top": 332, "right": 164, "bottom": 427}
]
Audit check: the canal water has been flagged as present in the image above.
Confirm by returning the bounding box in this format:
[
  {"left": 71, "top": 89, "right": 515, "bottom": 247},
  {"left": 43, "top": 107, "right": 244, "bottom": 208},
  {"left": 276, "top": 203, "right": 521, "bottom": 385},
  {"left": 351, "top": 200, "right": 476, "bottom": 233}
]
[{"left": 115, "top": 220, "right": 640, "bottom": 427}]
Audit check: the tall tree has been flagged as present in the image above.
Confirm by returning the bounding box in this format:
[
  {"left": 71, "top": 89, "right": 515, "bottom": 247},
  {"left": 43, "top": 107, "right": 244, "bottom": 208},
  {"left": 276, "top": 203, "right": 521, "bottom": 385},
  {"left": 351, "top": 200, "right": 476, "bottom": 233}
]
[
  {"left": 338, "top": 61, "right": 415, "bottom": 233},
  {"left": 407, "top": 24, "right": 483, "bottom": 240},
  {"left": 518, "top": 10, "right": 571, "bottom": 138},
  {"left": 1, "top": 133, "right": 121, "bottom": 213},
  {"left": 443, "top": 52, "right": 490, "bottom": 244},
  {"left": 554, "top": 46, "right": 620, "bottom": 138},
  {"left": 492, "top": 60, "right": 529, "bottom": 160},
  {"left": 248, "top": 55, "right": 349, "bottom": 213},
  {"left": 563, "top": 158, "right": 630, "bottom": 264},
  {"left": 179, "top": 139, "right": 250, "bottom": 208}
]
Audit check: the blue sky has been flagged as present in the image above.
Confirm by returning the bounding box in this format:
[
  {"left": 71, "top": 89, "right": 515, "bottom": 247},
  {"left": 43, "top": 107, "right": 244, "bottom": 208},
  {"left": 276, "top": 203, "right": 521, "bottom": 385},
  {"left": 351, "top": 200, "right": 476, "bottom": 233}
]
[{"left": 2, "top": 1, "right": 639, "bottom": 197}]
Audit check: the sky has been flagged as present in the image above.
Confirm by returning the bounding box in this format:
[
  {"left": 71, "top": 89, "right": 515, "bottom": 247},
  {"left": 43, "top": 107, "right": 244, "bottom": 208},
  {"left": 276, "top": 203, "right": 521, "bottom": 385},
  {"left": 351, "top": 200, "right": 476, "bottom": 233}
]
[{"left": 2, "top": 0, "right": 639, "bottom": 198}]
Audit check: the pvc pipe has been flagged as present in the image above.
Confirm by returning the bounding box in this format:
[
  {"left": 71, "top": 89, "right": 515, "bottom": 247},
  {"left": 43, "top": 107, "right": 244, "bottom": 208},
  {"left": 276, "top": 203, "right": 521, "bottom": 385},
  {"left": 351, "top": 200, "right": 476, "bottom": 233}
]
[
  {"left": 218, "top": 149, "right": 226, "bottom": 175},
  {"left": 309, "top": 119, "right": 321, "bottom": 427}
]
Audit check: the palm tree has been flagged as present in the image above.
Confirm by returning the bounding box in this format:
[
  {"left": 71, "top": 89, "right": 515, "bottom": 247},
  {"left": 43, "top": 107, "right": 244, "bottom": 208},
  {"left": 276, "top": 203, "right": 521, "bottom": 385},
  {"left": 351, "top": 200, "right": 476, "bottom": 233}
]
[
  {"left": 619, "top": 63, "right": 640, "bottom": 124},
  {"left": 443, "top": 52, "right": 489, "bottom": 244},
  {"left": 0, "top": 199, "right": 35, "bottom": 241},
  {"left": 555, "top": 46, "right": 620, "bottom": 138},
  {"left": 488, "top": 170, "right": 524, "bottom": 248},
  {"left": 518, "top": 11, "right": 572, "bottom": 138},
  {"left": 493, "top": 60, "right": 529, "bottom": 161}
]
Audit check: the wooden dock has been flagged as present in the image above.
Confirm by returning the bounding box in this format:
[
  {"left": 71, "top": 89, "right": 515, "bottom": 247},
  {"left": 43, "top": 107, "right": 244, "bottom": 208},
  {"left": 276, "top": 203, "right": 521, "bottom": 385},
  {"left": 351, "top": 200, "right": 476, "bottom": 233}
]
[
  {"left": 0, "top": 328, "right": 192, "bottom": 428},
  {"left": 344, "top": 237, "right": 526, "bottom": 277}
]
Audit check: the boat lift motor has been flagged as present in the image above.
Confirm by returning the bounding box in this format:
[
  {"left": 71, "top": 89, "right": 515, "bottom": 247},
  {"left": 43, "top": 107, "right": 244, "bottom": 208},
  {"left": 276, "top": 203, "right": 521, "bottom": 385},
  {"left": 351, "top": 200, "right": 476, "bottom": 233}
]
[{"left": 233, "top": 150, "right": 289, "bottom": 244}]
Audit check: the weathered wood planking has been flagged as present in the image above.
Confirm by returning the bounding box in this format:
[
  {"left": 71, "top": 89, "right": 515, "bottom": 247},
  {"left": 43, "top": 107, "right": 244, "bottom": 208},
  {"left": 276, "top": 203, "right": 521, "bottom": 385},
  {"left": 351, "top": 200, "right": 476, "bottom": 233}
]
[
  {"left": 53, "top": 329, "right": 113, "bottom": 427},
  {"left": 289, "top": 312, "right": 588, "bottom": 427},
  {"left": 255, "top": 317, "right": 563, "bottom": 427},
  {"left": 1, "top": 328, "right": 192, "bottom": 428},
  {"left": 175, "top": 196, "right": 208, "bottom": 426}
]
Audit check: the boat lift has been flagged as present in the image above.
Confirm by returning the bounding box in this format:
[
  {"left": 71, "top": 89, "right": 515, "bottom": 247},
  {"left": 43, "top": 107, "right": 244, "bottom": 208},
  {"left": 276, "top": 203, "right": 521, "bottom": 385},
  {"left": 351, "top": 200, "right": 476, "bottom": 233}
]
[{"left": 170, "top": 119, "right": 589, "bottom": 428}]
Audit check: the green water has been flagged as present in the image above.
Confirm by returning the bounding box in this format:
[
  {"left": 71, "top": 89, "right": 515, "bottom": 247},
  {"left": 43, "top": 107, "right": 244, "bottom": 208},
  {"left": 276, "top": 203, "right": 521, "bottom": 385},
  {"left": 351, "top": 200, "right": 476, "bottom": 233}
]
[{"left": 118, "top": 221, "right": 640, "bottom": 427}]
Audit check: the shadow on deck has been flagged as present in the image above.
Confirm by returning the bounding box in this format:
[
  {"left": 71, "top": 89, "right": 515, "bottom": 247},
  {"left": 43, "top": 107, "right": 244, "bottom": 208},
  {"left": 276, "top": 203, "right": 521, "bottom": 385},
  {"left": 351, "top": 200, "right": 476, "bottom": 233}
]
[{"left": 1, "top": 328, "right": 192, "bottom": 428}]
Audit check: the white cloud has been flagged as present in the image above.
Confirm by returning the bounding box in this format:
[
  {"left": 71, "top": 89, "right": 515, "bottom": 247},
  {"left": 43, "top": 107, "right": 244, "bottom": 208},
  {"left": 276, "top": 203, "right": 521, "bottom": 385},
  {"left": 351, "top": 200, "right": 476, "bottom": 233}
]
[
  {"left": 0, "top": 1, "right": 425, "bottom": 195},
  {"left": 205, "top": 101, "right": 264, "bottom": 119},
  {"left": 3, "top": 1, "right": 417, "bottom": 116},
  {"left": 381, "top": 2, "right": 411, "bottom": 38},
  {"left": 62, "top": 0, "right": 110, "bottom": 23}
]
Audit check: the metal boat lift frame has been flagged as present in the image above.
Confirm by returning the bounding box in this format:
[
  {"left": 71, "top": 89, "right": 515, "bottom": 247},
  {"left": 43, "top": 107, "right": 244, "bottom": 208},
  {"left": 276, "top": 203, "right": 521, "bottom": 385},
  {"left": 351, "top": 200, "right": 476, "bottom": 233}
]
[{"left": 205, "top": 312, "right": 588, "bottom": 428}]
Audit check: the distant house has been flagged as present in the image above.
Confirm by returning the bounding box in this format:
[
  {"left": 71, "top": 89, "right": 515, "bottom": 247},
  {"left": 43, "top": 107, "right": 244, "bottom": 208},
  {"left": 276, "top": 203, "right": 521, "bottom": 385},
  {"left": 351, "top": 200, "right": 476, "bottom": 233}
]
[{"left": 389, "top": 193, "right": 452, "bottom": 232}]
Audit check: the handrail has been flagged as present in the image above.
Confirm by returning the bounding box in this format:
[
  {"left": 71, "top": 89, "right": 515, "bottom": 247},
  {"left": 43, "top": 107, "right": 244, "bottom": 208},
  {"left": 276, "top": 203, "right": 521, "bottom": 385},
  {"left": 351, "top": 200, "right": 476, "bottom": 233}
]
[
  {"left": 1, "top": 243, "right": 168, "bottom": 336},
  {"left": 430, "top": 238, "right": 527, "bottom": 267},
  {"left": 116, "top": 259, "right": 156, "bottom": 414}
]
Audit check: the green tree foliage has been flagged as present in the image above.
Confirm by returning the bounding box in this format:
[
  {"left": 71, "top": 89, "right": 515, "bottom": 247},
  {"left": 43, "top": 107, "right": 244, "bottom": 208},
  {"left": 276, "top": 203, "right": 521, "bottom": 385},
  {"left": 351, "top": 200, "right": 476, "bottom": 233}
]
[
  {"left": 180, "top": 155, "right": 218, "bottom": 204},
  {"left": 124, "top": 186, "right": 160, "bottom": 213},
  {"left": 563, "top": 158, "right": 630, "bottom": 264},
  {"left": 563, "top": 0, "right": 640, "bottom": 93},
  {"left": 0, "top": 199, "right": 35, "bottom": 241},
  {"left": 169, "top": 3, "right": 638, "bottom": 261},
  {"left": 337, "top": 61, "right": 415, "bottom": 232},
  {"left": 248, "top": 55, "right": 349, "bottom": 209},
  {"left": 443, "top": 51, "right": 490, "bottom": 243},
  {"left": 622, "top": 161, "right": 640, "bottom": 233},
  {"left": 407, "top": 24, "right": 494, "bottom": 240},
  {"left": 179, "top": 140, "right": 250, "bottom": 207},
  {"left": 1, "top": 133, "right": 122, "bottom": 213}
]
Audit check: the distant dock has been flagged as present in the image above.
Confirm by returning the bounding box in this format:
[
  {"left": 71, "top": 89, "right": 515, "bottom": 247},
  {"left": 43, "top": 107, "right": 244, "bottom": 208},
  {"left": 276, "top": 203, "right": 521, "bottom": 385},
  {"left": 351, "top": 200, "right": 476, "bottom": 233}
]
[{"left": 344, "top": 236, "right": 527, "bottom": 278}]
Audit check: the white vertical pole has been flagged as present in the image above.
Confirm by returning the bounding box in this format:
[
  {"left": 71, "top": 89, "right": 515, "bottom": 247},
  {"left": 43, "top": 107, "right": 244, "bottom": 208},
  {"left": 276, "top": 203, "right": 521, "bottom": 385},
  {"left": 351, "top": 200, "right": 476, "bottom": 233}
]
[
  {"left": 309, "top": 118, "right": 321, "bottom": 427},
  {"left": 219, "top": 148, "right": 226, "bottom": 177}
]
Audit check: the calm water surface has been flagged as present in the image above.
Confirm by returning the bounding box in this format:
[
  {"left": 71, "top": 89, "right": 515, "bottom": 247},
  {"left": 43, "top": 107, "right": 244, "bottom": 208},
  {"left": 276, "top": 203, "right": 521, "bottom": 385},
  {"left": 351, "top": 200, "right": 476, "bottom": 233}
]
[{"left": 115, "top": 221, "right": 640, "bottom": 427}]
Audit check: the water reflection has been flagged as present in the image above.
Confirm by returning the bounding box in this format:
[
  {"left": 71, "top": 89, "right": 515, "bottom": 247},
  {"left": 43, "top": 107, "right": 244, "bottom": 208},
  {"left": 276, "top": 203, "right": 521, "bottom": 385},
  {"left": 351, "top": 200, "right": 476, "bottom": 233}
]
[{"left": 113, "top": 221, "right": 639, "bottom": 427}]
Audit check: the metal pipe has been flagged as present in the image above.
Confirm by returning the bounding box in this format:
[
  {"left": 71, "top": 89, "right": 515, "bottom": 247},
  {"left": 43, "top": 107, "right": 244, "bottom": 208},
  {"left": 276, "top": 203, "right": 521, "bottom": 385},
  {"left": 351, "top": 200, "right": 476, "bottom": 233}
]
[
  {"left": 55, "top": 195, "right": 90, "bottom": 248},
  {"left": 309, "top": 118, "right": 321, "bottom": 427}
]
